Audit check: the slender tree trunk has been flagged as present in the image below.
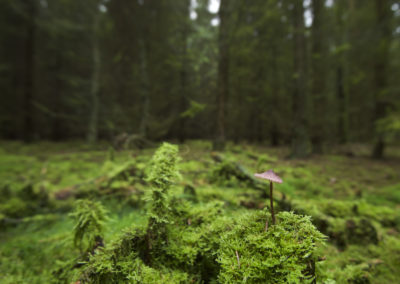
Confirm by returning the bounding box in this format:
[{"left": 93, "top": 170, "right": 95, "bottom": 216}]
[
  {"left": 51, "top": 53, "right": 64, "bottom": 141},
  {"left": 336, "top": 67, "right": 348, "bottom": 144},
  {"left": 178, "top": 51, "right": 188, "bottom": 143},
  {"left": 178, "top": 0, "right": 190, "bottom": 143},
  {"left": 139, "top": 39, "right": 150, "bottom": 138},
  {"left": 22, "top": 0, "right": 37, "bottom": 142},
  {"left": 372, "top": 0, "right": 391, "bottom": 159},
  {"left": 311, "top": 0, "right": 326, "bottom": 154},
  {"left": 87, "top": 12, "right": 101, "bottom": 144},
  {"left": 270, "top": 44, "right": 280, "bottom": 146},
  {"left": 290, "top": 0, "right": 310, "bottom": 158},
  {"left": 213, "top": 0, "right": 229, "bottom": 151},
  {"left": 335, "top": 0, "right": 348, "bottom": 145}
]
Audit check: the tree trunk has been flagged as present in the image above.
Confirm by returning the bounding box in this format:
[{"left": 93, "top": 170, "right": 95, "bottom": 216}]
[
  {"left": 372, "top": 0, "right": 391, "bottom": 159},
  {"left": 213, "top": 0, "right": 229, "bottom": 151},
  {"left": 335, "top": 0, "right": 348, "bottom": 145},
  {"left": 336, "top": 67, "right": 347, "bottom": 144},
  {"left": 290, "top": 0, "right": 310, "bottom": 158},
  {"left": 270, "top": 44, "right": 280, "bottom": 147},
  {"left": 311, "top": 0, "right": 326, "bottom": 154},
  {"left": 178, "top": 0, "right": 190, "bottom": 143},
  {"left": 138, "top": 37, "right": 150, "bottom": 138},
  {"left": 87, "top": 11, "right": 101, "bottom": 144},
  {"left": 22, "top": 0, "right": 37, "bottom": 143}
]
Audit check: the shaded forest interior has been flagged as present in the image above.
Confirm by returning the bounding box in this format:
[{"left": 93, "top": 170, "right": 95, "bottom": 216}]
[
  {"left": 2, "top": 2, "right": 400, "bottom": 283},
  {"left": 0, "top": 0, "right": 400, "bottom": 158}
]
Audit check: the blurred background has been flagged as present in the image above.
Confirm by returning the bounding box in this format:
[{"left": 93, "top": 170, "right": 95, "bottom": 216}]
[
  {"left": 1, "top": 2, "right": 400, "bottom": 282},
  {"left": 0, "top": 0, "right": 399, "bottom": 157}
]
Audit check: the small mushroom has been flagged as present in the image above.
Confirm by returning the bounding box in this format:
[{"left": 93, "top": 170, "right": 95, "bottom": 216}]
[{"left": 254, "top": 170, "right": 283, "bottom": 225}]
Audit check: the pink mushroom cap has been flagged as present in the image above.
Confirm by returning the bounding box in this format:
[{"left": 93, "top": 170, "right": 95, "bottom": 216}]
[{"left": 254, "top": 170, "right": 283, "bottom": 184}]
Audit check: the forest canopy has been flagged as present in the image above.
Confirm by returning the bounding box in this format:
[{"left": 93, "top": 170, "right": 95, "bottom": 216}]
[{"left": 0, "top": 0, "right": 399, "bottom": 157}]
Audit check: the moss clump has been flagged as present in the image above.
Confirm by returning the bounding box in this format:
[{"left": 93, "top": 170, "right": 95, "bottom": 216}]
[
  {"left": 76, "top": 144, "right": 229, "bottom": 283},
  {"left": 59, "top": 143, "right": 327, "bottom": 283},
  {"left": 78, "top": 228, "right": 193, "bottom": 283},
  {"left": 0, "top": 183, "right": 50, "bottom": 221},
  {"left": 145, "top": 143, "right": 180, "bottom": 262},
  {"left": 209, "top": 159, "right": 264, "bottom": 190},
  {"left": 78, "top": 203, "right": 228, "bottom": 283},
  {"left": 69, "top": 199, "right": 109, "bottom": 253},
  {"left": 217, "top": 210, "right": 326, "bottom": 283},
  {"left": 290, "top": 199, "right": 400, "bottom": 248}
]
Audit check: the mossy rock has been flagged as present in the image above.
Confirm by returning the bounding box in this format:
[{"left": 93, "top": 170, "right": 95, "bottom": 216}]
[
  {"left": 0, "top": 184, "right": 11, "bottom": 202},
  {"left": 78, "top": 225, "right": 204, "bottom": 283},
  {"left": 0, "top": 197, "right": 30, "bottom": 218},
  {"left": 0, "top": 183, "right": 51, "bottom": 220},
  {"left": 217, "top": 210, "right": 326, "bottom": 283},
  {"left": 291, "top": 200, "right": 385, "bottom": 248}
]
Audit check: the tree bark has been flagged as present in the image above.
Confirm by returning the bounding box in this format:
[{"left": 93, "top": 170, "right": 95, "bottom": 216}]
[
  {"left": 335, "top": 0, "right": 348, "bottom": 145},
  {"left": 336, "top": 67, "right": 348, "bottom": 144},
  {"left": 22, "top": 0, "right": 37, "bottom": 143},
  {"left": 138, "top": 38, "right": 150, "bottom": 138},
  {"left": 311, "top": 0, "right": 326, "bottom": 154},
  {"left": 270, "top": 44, "right": 280, "bottom": 147},
  {"left": 290, "top": 0, "right": 310, "bottom": 158},
  {"left": 87, "top": 11, "right": 101, "bottom": 144},
  {"left": 178, "top": 0, "right": 190, "bottom": 143},
  {"left": 213, "top": 0, "right": 229, "bottom": 151},
  {"left": 372, "top": 0, "right": 392, "bottom": 159}
]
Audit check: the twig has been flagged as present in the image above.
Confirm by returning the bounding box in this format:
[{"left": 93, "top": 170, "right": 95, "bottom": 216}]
[{"left": 235, "top": 250, "right": 241, "bottom": 269}]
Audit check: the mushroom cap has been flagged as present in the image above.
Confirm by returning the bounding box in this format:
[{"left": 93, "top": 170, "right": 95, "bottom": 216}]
[{"left": 254, "top": 170, "right": 283, "bottom": 184}]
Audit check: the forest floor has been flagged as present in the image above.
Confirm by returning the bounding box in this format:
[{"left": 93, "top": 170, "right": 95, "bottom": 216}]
[{"left": 0, "top": 140, "right": 399, "bottom": 283}]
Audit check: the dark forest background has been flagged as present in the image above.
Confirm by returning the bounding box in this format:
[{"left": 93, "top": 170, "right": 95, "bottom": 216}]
[{"left": 0, "top": 0, "right": 399, "bottom": 158}]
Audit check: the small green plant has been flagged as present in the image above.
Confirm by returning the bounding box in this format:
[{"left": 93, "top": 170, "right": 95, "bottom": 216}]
[
  {"left": 145, "top": 142, "right": 180, "bottom": 260},
  {"left": 69, "top": 199, "right": 109, "bottom": 253}
]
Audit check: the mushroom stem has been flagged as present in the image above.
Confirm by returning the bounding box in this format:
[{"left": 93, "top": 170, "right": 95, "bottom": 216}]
[{"left": 270, "top": 181, "right": 275, "bottom": 225}]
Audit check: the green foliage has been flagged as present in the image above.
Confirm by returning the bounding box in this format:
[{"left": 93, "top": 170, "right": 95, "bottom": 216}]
[
  {"left": 147, "top": 142, "right": 180, "bottom": 189},
  {"left": 209, "top": 161, "right": 243, "bottom": 187},
  {"left": 376, "top": 110, "right": 400, "bottom": 141},
  {"left": 147, "top": 143, "right": 179, "bottom": 224},
  {"left": 145, "top": 143, "right": 182, "bottom": 264},
  {"left": 78, "top": 200, "right": 228, "bottom": 283},
  {"left": 256, "top": 154, "right": 277, "bottom": 172},
  {"left": 217, "top": 210, "right": 326, "bottom": 283},
  {"left": 1, "top": 142, "right": 400, "bottom": 283},
  {"left": 0, "top": 183, "right": 50, "bottom": 221},
  {"left": 146, "top": 142, "right": 180, "bottom": 222},
  {"left": 180, "top": 100, "right": 206, "bottom": 119},
  {"left": 69, "top": 199, "right": 109, "bottom": 253},
  {"left": 290, "top": 199, "right": 400, "bottom": 249},
  {"left": 209, "top": 159, "right": 263, "bottom": 190}
]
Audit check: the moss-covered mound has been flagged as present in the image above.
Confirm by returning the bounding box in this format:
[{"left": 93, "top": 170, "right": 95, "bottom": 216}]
[
  {"left": 52, "top": 143, "right": 327, "bottom": 283},
  {"left": 74, "top": 209, "right": 326, "bottom": 283},
  {"left": 218, "top": 210, "right": 326, "bottom": 283}
]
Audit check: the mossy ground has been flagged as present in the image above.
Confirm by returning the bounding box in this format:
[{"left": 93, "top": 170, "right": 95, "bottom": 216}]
[{"left": 0, "top": 140, "right": 399, "bottom": 283}]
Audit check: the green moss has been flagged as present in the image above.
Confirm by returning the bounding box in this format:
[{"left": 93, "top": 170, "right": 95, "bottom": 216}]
[
  {"left": 291, "top": 200, "right": 387, "bottom": 248},
  {"left": 217, "top": 210, "right": 326, "bottom": 283},
  {"left": 69, "top": 199, "right": 109, "bottom": 253},
  {"left": 1, "top": 141, "right": 399, "bottom": 283}
]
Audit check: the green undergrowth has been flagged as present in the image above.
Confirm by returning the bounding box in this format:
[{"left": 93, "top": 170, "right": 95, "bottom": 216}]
[
  {"left": 218, "top": 210, "right": 326, "bottom": 283},
  {"left": 0, "top": 141, "right": 399, "bottom": 283}
]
